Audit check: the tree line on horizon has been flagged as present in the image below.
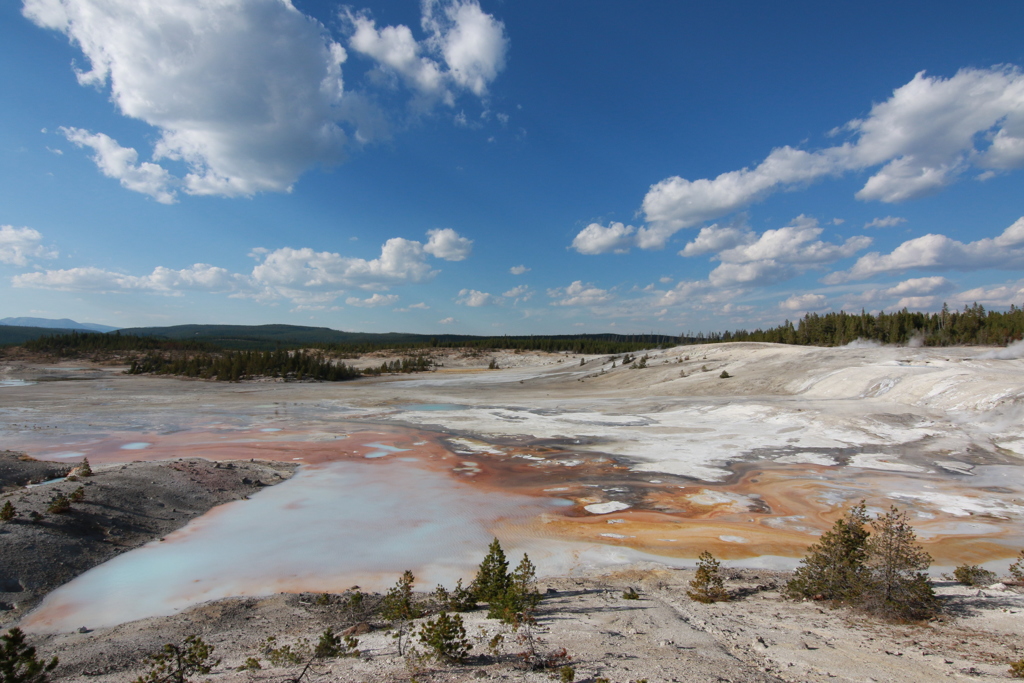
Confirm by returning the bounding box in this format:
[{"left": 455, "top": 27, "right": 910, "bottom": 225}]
[
  {"left": 11, "top": 303, "right": 1024, "bottom": 365},
  {"left": 22, "top": 330, "right": 216, "bottom": 355},
  {"left": 698, "top": 303, "right": 1024, "bottom": 347}
]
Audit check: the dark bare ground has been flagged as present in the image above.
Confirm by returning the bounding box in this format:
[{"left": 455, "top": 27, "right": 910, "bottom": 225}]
[
  {"left": 0, "top": 454, "right": 296, "bottom": 624},
  {"left": 0, "top": 450, "right": 71, "bottom": 491}
]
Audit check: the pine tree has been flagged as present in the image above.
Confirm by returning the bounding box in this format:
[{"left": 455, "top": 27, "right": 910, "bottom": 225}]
[
  {"left": 0, "top": 501, "right": 15, "bottom": 522},
  {"left": 472, "top": 538, "right": 511, "bottom": 604},
  {"left": 78, "top": 458, "right": 93, "bottom": 477},
  {"left": 862, "top": 506, "right": 937, "bottom": 620},
  {"left": 382, "top": 570, "right": 420, "bottom": 655},
  {"left": 786, "top": 502, "right": 870, "bottom": 603},
  {"left": 416, "top": 612, "right": 471, "bottom": 664},
  {"left": 1009, "top": 549, "right": 1024, "bottom": 583},
  {"left": 0, "top": 628, "right": 58, "bottom": 683},
  {"left": 687, "top": 551, "right": 730, "bottom": 603},
  {"left": 135, "top": 635, "right": 218, "bottom": 683},
  {"left": 490, "top": 553, "right": 541, "bottom": 622}
]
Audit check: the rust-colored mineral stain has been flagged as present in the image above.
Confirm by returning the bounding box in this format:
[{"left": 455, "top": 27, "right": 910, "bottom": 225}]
[{"left": 17, "top": 420, "right": 1024, "bottom": 567}]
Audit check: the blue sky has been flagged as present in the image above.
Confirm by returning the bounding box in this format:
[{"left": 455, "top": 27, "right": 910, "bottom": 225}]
[{"left": 2, "top": 0, "right": 1024, "bottom": 335}]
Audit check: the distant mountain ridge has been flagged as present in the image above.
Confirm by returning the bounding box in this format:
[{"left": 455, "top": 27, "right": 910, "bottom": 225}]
[{"left": 0, "top": 317, "right": 119, "bottom": 333}]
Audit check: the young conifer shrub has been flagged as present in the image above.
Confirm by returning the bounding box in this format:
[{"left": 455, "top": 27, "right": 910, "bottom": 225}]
[
  {"left": 1008, "top": 550, "right": 1024, "bottom": 583},
  {"left": 1010, "top": 657, "right": 1024, "bottom": 678},
  {"left": 473, "top": 539, "right": 511, "bottom": 605},
  {"left": 1, "top": 627, "right": 58, "bottom": 683},
  {"left": 786, "top": 502, "right": 870, "bottom": 603},
  {"left": 491, "top": 553, "right": 542, "bottom": 623},
  {"left": 46, "top": 494, "right": 71, "bottom": 514},
  {"left": 687, "top": 551, "right": 729, "bottom": 603},
  {"left": 69, "top": 486, "right": 85, "bottom": 503},
  {"left": 135, "top": 635, "right": 218, "bottom": 683},
  {"left": 862, "top": 506, "right": 937, "bottom": 620},
  {"left": 953, "top": 564, "right": 997, "bottom": 587},
  {"left": 0, "top": 501, "right": 15, "bottom": 522},
  {"left": 382, "top": 570, "right": 421, "bottom": 656},
  {"left": 433, "top": 578, "right": 476, "bottom": 612},
  {"left": 313, "top": 628, "right": 358, "bottom": 659},
  {"left": 78, "top": 458, "right": 93, "bottom": 477},
  {"left": 416, "top": 612, "right": 470, "bottom": 664}
]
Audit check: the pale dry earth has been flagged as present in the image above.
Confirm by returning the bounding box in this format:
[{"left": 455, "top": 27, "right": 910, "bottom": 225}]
[{"left": 15, "top": 566, "right": 1024, "bottom": 683}]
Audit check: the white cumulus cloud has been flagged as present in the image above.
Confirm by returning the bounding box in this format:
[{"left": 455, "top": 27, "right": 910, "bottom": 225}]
[
  {"left": 422, "top": 0, "right": 508, "bottom": 97},
  {"left": 948, "top": 280, "right": 1024, "bottom": 307},
  {"left": 346, "top": 293, "right": 399, "bottom": 307},
  {"left": 251, "top": 239, "right": 435, "bottom": 296},
  {"left": 885, "top": 276, "right": 952, "bottom": 297},
  {"left": 547, "top": 281, "right": 612, "bottom": 306},
  {"left": 780, "top": 293, "right": 828, "bottom": 311},
  {"left": 634, "top": 66, "right": 1024, "bottom": 249},
  {"left": 502, "top": 284, "right": 529, "bottom": 299},
  {"left": 12, "top": 231, "right": 462, "bottom": 306},
  {"left": 679, "top": 223, "right": 755, "bottom": 257},
  {"left": 864, "top": 216, "right": 907, "bottom": 229},
  {"left": 456, "top": 288, "right": 495, "bottom": 306},
  {"left": 24, "top": 0, "right": 350, "bottom": 199},
  {"left": 12, "top": 263, "right": 240, "bottom": 294},
  {"left": 346, "top": 0, "right": 507, "bottom": 101},
  {"left": 570, "top": 222, "right": 636, "bottom": 255},
  {"left": 705, "top": 215, "right": 871, "bottom": 287},
  {"left": 825, "top": 216, "right": 1024, "bottom": 283},
  {"left": 0, "top": 225, "right": 58, "bottom": 266},
  {"left": 61, "top": 128, "right": 176, "bottom": 203},
  {"left": 509, "top": 264, "right": 530, "bottom": 275},
  {"left": 716, "top": 216, "right": 870, "bottom": 265},
  {"left": 424, "top": 228, "right": 473, "bottom": 261}
]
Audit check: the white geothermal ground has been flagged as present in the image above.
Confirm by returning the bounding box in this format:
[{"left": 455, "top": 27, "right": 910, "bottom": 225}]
[{"left": 3, "top": 341, "right": 1024, "bottom": 631}]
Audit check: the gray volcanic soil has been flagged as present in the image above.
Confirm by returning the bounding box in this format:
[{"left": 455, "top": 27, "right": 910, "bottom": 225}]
[{"left": 0, "top": 454, "right": 295, "bottom": 623}]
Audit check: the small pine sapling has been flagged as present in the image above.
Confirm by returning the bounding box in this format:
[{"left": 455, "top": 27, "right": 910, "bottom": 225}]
[
  {"left": 558, "top": 664, "right": 575, "bottom": 682},
  {"left": 489, "top": 553, "right": 541, "bottom": 623},
  {"left": 1, "top": 627, "right": 58, "bottom": 683},
  {"left": 0, "top": 500, "right": 15, "bottom": 522},
  {"left": 687, "top": 551, "right": 730, "bottom": 603},
  {"left": 433, "top": 578, "right": 477, "bottom": 612},
  {"left": 382, "top": 570, "right": 421, "bottom": 656},
  {"left": 46, "top": 494, "right": 71, "bottom": 514},
  {"left": 416, "top": 612, "right": 471, "bottom": 664},
  {"left": 135, "top": 635, "right": 218, "bottom": 683},
  {"left": 261, "top": 636, "right": 308, "bottom": 666},
  {"left": 622, "top": 587, "right": 640, "bottom": 600},
  {"left": 1010, "top": 657, "right": 1024, "bottom": 678},
  {"left": 953, "top": 564, "right": 997, "bottom": 587},
  {"left": 69, "top": 486, "right": 86, "bottom": 503},
  {"left": 78, "top": 458, "right": 93, "bottom": 477},
  {"left": 719, "top": 370, "right": 731, "bottom": 378},
  {"left": 236, "top": 658, "right": 261, "bottom": 672},
  {"left": 346, "top": 589, "right": 364, "bottom": 610},
  {"left": 313, "top": 628, "right": 359, "bottom": 659}
]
